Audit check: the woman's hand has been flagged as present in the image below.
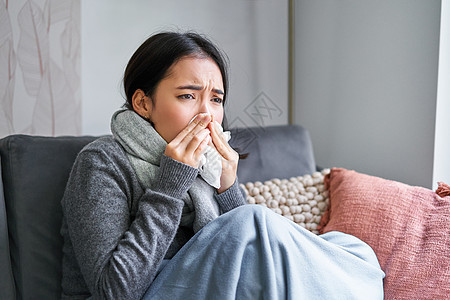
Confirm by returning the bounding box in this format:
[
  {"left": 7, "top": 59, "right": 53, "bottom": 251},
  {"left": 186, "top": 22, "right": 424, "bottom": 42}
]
[
  {"left": 164, "top": 114, "right": 212, "bottom": 168},
  {"left": 209, "top": 120, "right": 239, "bottom": 194}
]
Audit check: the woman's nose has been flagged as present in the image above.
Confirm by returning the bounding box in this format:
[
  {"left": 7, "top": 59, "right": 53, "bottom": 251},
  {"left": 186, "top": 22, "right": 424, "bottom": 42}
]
[{"left": 198, "top": 100, "right": 210, "bottom": 115}]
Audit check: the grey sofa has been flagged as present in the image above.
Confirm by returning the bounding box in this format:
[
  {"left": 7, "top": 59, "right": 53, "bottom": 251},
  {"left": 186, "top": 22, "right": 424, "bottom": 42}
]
[{"left": 0, "top": 125, "right": 316, "bottom": 299}]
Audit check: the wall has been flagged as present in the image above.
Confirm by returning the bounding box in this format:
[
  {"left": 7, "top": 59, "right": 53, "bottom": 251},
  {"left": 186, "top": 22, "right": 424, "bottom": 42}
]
[
  {"left": 294, "top": 0, "right": 441, "bottom": 188},
  {"left": 81, "top": 0, "right": 288, "bottom": 136},
  {"left": 1, "top": 0, "right": 287, "bottom": 138},
  {"left": 3, "top": 1, "right": 446, "bottom": 188},
  {"left": 433, "top": 0, "right": 450, "bottom": 190}
]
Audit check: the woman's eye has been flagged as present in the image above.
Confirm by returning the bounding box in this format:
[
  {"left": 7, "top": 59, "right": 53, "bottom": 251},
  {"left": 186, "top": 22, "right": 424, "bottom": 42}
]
[
  {"left": 178, "top": 94, "right": 194, "bottom": 100},
  {"left": 212, "top": 97, "right": 223, "bottom": 104}
]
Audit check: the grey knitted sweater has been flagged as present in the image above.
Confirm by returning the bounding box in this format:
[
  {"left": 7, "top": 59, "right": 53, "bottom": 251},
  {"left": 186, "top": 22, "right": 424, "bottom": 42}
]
[{"left": 60, "top": 136, "right": 246, "bottom": 299}]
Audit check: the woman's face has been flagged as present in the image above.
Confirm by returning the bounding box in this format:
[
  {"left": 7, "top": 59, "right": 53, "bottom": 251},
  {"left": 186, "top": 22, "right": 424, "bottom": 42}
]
[{"left": 149, "top": 56, "right": 224, "bottom": 143}]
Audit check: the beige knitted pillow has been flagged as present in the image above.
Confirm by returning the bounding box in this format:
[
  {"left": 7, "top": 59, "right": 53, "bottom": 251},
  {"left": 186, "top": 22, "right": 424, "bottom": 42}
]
[{"left": 240, "top": 169, "right": 330, "bottom": 234}]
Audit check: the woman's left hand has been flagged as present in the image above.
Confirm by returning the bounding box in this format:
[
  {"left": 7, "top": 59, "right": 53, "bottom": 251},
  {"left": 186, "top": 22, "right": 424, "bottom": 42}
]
[{"left": 208, "top": 121, "right": 239, "bottom": 194}]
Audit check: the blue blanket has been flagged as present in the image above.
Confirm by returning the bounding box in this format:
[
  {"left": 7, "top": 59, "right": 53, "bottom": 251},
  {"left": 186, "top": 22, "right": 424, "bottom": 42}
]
[{"left": 143, "top": 205, "right": 384, "bottom": 299}]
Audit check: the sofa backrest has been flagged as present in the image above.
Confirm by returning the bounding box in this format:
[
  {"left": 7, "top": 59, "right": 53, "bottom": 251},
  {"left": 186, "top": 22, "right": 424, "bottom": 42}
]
[
  {"left": 230, "top": 124, "right": 316, "bottom": 183},
  {"left": 0, "top": 125, "right": 315, "bottom": 299}
]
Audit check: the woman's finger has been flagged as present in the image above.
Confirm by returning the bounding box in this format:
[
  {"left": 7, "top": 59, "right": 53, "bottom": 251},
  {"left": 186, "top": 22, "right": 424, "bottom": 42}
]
[
  {"left": 192, "top": 134, "right": 211, "bottom": 162},
  {"left": 209, "top": 121, "right": 233, "bottom": 159},
  {"left": 165, "top": 113, "right": 213, "bottom": 167},
  {"left": 171, "top": 113, "right": 211, "bottom": 146},
  {"left": 165, "top": 128, "right": 210, "bottom": 167},
  {"left": 184, "top": 128, "right": 211, "bottom": 156}
]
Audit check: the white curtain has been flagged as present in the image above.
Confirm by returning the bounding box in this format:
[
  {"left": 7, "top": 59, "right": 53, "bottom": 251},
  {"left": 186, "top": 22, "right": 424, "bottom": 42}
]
[{"left": 0, "top": 0, "right": 81, "bottom": 138}]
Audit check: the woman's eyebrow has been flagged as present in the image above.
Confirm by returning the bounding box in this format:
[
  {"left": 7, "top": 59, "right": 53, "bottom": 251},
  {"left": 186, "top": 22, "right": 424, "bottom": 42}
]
[{"left": 176, "top": 85, "right": 224, "bottom": 95}]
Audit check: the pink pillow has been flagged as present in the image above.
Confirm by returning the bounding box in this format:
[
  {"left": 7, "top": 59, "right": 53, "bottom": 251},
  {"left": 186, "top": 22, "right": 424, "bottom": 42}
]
[{"left": 319, "top": 168, "right": 450, "bottom": 300}]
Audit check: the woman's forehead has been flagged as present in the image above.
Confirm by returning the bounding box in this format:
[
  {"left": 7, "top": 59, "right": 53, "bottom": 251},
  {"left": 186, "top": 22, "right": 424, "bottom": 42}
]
[{"left": 166, "top": 57, "right": 224, "bottom": 88}]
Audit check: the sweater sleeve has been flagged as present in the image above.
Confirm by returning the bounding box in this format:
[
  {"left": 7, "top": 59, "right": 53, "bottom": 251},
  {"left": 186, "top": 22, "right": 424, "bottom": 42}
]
[
  {"left": 214, "top": 178, "right": 248, "bottom": 213},
  {"left": 62, "top": 146, "right": 197, "bottom": 300}
]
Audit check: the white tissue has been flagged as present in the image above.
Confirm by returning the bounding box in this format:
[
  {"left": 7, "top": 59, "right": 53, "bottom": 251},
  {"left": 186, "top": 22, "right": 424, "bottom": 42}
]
[{"left": 189, "top": 114, "right": 231, "bottom": 189}]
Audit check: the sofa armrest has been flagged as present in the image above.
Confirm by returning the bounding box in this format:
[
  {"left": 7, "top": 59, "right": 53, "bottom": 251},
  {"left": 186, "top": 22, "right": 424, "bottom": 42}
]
[
  {"left": 0, "top": 158, "right": 15, "bottom": 299},
  {"left": 0, "top": 135, "right": 99, "bottom": 300}
]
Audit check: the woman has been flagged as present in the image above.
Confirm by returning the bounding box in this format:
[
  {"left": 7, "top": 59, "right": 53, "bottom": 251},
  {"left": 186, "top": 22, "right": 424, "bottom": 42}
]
[{"left": 61, "top": 31, "right": 384, "bottom": 299}]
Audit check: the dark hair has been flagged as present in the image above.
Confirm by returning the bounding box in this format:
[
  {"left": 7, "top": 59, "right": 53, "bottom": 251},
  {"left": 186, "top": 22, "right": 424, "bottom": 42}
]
[{"left": 123, "top": 31, "right": 229, "bottom": 118}]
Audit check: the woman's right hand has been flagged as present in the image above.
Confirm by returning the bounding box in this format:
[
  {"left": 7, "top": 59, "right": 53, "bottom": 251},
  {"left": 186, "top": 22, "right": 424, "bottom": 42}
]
[{"left": 164, "top": 114, "right": 212, "bottom": 168}]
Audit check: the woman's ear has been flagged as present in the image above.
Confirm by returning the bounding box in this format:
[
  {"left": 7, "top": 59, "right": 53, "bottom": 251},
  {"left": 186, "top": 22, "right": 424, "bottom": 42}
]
[{"left": 132, "top": 89, "right": 152, "bottom": 119}]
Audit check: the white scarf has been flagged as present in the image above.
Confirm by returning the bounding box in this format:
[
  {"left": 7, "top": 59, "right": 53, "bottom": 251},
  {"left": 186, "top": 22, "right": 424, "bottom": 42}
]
[{"left": 111, "top": 109, "right": 219, "bottom": 233}]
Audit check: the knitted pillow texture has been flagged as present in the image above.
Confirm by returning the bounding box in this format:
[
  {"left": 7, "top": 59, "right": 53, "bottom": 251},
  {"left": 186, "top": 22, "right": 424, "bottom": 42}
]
[
  {"left": 240, "top": 169, "right": 330, "bottom": 234},
  {"left": 319, "top": 168, "right": 450, "bottom": 300}
]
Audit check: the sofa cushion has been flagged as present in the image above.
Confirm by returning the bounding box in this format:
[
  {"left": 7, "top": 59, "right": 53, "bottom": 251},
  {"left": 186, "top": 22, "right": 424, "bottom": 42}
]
[
  {"left": 319, "top": 168, "right": 450, "bottom": 299},
  {"left": 230, "top": 124, "right": 316, "bottom": 183},
  {"left": 0, "top": 135, "right": 98, "bottom": 300}
]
